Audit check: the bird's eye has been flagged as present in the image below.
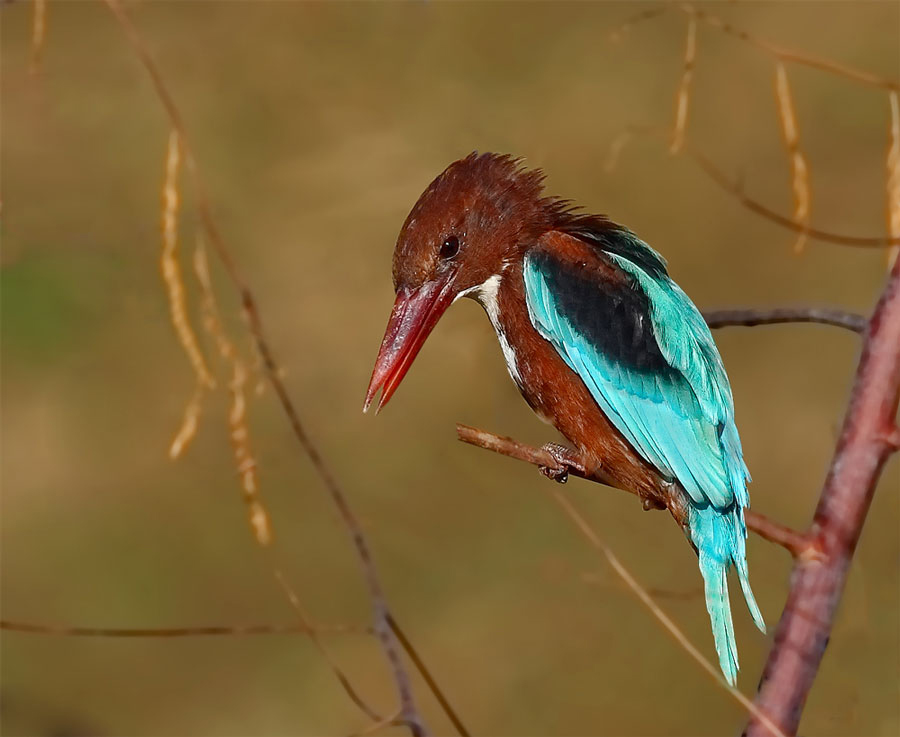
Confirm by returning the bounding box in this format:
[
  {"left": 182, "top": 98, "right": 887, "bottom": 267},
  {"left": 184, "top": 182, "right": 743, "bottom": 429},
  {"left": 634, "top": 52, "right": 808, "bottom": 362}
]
[{"left": 439, "top": 235, "right": 460, "bottom": 260}]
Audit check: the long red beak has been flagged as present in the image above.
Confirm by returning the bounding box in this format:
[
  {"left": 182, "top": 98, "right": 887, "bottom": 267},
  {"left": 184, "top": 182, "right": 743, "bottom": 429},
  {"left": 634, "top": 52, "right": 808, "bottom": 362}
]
[{"left": 364, "top": 275, "right": 456, "bottom": 413}]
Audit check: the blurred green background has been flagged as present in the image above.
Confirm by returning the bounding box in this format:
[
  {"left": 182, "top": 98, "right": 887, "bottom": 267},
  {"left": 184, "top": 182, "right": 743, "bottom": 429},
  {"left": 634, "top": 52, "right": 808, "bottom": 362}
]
[{"left": 2, "top": 2, "right": 898, "bottom": 735}]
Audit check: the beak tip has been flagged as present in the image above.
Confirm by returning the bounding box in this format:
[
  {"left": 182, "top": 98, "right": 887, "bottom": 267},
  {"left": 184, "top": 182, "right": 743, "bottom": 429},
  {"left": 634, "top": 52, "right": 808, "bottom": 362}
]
[
  {"left": 363, "top": 381, "right": 382, "bottom": 414},
  {"left": 364, "top": 276, "right": 453, "bottom": 421}
]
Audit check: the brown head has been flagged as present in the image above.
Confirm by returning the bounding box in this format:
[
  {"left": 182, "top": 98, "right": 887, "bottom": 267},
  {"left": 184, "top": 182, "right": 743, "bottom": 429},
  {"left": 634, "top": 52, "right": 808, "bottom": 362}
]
[{"left": 364, "top": 152, "right": 565, "bottom": 411}]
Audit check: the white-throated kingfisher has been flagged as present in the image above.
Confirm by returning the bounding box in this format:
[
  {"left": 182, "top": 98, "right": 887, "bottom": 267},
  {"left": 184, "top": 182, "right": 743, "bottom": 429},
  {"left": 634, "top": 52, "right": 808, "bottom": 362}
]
[{"left": 364, "top": 152, "right": 765, "bottom": 684}]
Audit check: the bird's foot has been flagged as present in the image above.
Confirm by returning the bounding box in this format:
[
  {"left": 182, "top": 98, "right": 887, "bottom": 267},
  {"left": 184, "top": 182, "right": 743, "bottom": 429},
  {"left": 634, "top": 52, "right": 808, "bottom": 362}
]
[
  {"left": 538, "top": 443, "right": 582, "bottom": 484},
  {"left": 642, "top": 496, "right": 666, "bottom": 512}
]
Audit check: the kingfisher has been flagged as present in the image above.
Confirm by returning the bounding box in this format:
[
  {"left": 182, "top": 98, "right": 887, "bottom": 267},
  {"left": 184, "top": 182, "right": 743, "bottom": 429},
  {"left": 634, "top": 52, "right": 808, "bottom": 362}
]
[{"left": 364, "top": 152, "right": 765, "bottom": 683}]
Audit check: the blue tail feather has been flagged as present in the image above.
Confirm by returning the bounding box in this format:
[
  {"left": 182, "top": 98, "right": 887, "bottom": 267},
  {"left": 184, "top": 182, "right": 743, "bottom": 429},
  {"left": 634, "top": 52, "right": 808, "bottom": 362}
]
[
  {"left": 731, "top": 506, "right": 766, "bottom": 633},
  {"left": 689, "top": 503, "right": 764, "bottom": 685}
]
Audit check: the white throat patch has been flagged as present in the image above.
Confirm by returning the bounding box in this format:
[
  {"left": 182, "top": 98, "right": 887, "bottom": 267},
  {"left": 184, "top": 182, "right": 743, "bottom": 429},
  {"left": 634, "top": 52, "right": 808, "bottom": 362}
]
[{"left": 457, "top": 274, "right": 523, "bottom": 386}]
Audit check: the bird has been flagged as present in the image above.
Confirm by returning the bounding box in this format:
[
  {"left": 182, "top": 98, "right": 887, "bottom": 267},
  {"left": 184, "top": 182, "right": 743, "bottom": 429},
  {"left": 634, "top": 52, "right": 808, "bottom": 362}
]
[{"left": 364, "top": 152, "right": 765, "bottom": 684}]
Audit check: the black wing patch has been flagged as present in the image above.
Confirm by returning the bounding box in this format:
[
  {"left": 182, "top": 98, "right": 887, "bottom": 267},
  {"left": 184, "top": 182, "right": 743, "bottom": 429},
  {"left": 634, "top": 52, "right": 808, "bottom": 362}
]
[{"left": 527, "top": 249, "right": 674, "bottom": 376}]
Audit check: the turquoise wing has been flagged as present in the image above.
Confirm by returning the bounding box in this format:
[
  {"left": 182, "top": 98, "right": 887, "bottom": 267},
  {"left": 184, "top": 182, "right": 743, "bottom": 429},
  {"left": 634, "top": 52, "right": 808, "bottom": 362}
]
[
  {"left": 523, "top": 246, "right": 748, "bottom": 511},
  {"left": 523, "top": 232, "right": 764, "bottom": 684}
]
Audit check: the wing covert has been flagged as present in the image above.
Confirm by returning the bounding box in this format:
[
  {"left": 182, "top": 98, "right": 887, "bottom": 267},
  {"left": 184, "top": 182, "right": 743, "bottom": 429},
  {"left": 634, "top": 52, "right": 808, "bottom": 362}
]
[{"left": 523, "top": 244, "right": 747, "bottom": 510}]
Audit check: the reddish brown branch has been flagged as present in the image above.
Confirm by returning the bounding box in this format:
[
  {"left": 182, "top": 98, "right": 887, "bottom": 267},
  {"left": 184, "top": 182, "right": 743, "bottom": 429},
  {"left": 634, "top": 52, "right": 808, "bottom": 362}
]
[
  {"left": 745, "top": 262, "right": 900, "bottom": 736},
  {"left": 456, "top": 424, "right": 809, "bottom": 557},
  {"left": 742, "top": 515, "right": 815, "bottom": 560}
]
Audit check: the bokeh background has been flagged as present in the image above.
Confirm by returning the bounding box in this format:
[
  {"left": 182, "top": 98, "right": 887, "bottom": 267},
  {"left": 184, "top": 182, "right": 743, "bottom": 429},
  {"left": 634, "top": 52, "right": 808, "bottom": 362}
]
[{"left": 2, "top": 2, "right": 898, "bottom": 735}]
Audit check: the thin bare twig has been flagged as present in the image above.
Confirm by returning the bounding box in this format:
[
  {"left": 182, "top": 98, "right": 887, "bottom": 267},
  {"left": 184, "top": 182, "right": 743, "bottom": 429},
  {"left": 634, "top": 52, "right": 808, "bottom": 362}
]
[
  {"left": 347, "top": 710, "right": 403, "bottom": 737},
  {"left": 745, "top": 260, "right": 900, "bottom": 736},
  {"left": 274, "top": 569, "right": 384, "bottom": 723},
  {"left": 102, "top": 2, "right": 449, "bottom": 733},
  {"left": 612, "top": 125, "right": 900, "bottom": 248},
  {"left": 685, "top": 137, "right": 899, "bottom": 247},
  {"left": 703, "top": 307, "right": 866, "bottom": 334},
  {"left": 387, "top": 615, "right": 471, "bottom": 737},
  {"left": 608, "top": 5, "right": 669, "bottom": 43},
  {"left": 680, "top": 4, "right": 900, "bottom": 92},
  {"left": 608, "top": 4, "right": 898, "bottom": 91},
  {"left": 548, "top": 489, "right": 788, "bottom": 737},
  {"left": 0, "top": 619, "right": 366, "bottom": 637}
]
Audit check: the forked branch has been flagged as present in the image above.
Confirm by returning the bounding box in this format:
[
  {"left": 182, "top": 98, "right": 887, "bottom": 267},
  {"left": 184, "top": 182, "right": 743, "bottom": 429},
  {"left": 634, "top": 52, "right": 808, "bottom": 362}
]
[
  {"left": 456, "top": 305, "right": 867, "bottom": 557},
  {"left": 457, "top": 281, "right": 898, "bottom": 737}
]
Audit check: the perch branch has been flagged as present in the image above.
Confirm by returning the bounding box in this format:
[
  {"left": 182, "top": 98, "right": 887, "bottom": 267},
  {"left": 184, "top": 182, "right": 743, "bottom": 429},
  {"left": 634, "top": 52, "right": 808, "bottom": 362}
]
[
  {"left": 456, "top": 424, "right": 810, "bottom": 558},
  {"left": 458, "top": 305, "right": 867, "bottom": 556},
  {"left": 745, "top": 262, "right": 900, "bottom": 735}
]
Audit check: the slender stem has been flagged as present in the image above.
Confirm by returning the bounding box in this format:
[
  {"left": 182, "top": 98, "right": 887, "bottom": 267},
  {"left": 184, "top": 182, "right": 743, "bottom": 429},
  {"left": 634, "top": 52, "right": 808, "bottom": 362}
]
[
  {"left": 101, "top": 2, "right": 443, "bottom": 733},
  {"left": 547, "top": 488, "right": 788, "bottom": 737},
  {"left": 685, "top": 141, "right": 900, "bottom": 247},
  {"left": 387, "top": 616, "right": 471, "bottom": 737},
  {"left": 703, "top": 308, "right": 866, "bottom": 334},
  {"left": 680, "top": 4, "right": 900, "bottom": 92},
  {"left": 0, "top": 619, "right": 368, "bottom": 637},
  {"left": 613, "top": 1, "right": 900, "bottom": 92},
  {"left": 615, "top": 125, "right": 900, "bottom": 248}
]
